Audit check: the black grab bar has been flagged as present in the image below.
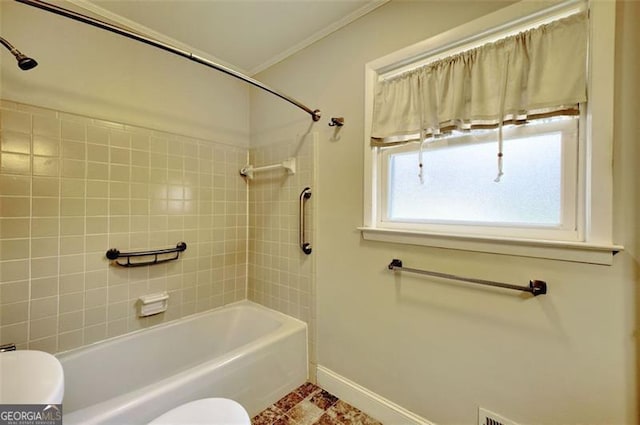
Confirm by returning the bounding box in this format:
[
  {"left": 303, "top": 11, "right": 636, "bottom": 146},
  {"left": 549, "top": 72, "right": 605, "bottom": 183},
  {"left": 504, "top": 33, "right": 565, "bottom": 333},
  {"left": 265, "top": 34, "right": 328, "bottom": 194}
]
[
  {"left": 106, "top": 242, "right": 187, "bottom": 267},
  {"left": 299, "top": 187, "right": 312, "bottom": 255}
]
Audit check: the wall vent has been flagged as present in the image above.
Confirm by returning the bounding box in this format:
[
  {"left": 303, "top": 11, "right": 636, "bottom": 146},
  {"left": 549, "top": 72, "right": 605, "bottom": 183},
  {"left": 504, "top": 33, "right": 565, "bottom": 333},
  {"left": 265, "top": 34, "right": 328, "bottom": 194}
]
[{"left": 478, "top": 408, "right": 520, "bottom": 425}]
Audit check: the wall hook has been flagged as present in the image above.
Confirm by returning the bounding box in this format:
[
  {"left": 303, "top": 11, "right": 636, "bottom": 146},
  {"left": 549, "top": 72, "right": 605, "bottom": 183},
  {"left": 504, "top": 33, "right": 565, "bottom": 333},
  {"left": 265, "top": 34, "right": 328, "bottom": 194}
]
[{"left": 329, "top": 117, "right": 344, "bottom": 127}]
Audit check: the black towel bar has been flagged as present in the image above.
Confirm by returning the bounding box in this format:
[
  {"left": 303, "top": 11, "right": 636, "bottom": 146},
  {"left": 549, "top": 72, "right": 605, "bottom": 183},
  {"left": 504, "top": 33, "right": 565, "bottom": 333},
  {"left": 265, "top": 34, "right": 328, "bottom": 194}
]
[{"left": 388, "top": 259, "right": 547, "bottom": 296}]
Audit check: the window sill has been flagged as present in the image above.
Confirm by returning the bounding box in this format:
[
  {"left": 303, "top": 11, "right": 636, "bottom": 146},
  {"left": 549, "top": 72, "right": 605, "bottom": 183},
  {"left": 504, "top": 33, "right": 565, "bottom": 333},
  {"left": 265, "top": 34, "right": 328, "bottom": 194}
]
[{"left": 359, "top": 227, "right": 623, "bottom": 265}]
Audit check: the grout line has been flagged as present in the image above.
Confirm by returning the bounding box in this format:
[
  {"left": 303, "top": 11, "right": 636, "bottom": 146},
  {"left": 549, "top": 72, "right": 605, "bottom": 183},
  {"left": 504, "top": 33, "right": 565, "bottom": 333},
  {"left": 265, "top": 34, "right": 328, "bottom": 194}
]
[
  {"left": 55, "top": 113, "right": 62, "bottom": 352},
  {"left": 75, "top": 118, "right": 86, "bottom": 348},
  {"left": 26, "top": 109, "right": 34, "bottom": 347}
]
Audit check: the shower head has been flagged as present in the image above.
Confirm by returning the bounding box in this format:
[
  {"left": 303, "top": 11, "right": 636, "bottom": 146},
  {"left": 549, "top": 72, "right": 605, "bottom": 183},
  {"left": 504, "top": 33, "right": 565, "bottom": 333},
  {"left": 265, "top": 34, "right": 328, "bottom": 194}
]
[
  {"left": 0, "top": 36, "right": 38, "bottom": 71},
  {"left": 16, "top": 53, "right": 38, "bottom": 71}
]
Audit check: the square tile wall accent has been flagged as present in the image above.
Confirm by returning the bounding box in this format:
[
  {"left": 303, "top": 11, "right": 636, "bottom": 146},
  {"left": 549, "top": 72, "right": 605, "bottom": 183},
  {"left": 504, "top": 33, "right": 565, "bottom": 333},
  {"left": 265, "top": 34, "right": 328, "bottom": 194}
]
[
  {"left": 247, "top": 135, "right": 317, "bottom": 373},
  {"left": 0, "top": 100, "right": 248, "bottom": 353}
]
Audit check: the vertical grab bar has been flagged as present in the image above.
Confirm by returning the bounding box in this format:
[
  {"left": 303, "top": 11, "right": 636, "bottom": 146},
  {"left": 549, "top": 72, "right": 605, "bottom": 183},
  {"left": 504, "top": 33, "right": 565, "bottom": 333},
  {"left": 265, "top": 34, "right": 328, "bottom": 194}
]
[{"left": 299, "top": 187, "right": 312, "bottom": 255}]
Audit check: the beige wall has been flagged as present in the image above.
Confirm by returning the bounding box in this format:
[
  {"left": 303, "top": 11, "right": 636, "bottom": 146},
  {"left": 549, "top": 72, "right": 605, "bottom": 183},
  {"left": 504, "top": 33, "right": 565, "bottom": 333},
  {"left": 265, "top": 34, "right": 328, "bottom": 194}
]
[
  {"left": 0, "top": 5, "right": 3, "bottom": 98},
  {"left": 0, "top": 0, "right": 250, "bottom": 146},
  {"left": 0, "top": 100, "right": 247, "bottom": 353},
  {"left": 251, "top": 1, "right": 639, "bottom": 424},
  {"left": 613, "top": 1, "right": 640, "bottom": 421}
]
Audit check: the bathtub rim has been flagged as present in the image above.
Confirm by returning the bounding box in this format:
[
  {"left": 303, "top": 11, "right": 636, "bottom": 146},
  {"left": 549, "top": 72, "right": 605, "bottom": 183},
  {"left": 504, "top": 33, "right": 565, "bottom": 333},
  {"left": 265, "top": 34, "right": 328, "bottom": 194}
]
[{"left": 55, "top": 299, "right": 307, "bottom": 358}]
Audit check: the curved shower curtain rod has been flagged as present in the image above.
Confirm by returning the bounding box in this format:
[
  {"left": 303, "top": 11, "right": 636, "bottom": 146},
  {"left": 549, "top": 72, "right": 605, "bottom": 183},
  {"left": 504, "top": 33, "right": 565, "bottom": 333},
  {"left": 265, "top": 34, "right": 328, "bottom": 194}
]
[{"left": 15, "top": 0, "right": 322, "bottom": 122}]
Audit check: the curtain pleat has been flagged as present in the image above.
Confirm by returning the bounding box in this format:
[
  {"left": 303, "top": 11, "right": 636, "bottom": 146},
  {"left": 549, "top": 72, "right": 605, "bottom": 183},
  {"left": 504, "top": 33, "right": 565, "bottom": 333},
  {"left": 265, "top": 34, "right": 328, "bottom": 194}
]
[{"left": 371, "top": 12, "right": 588, "bottom": 146}]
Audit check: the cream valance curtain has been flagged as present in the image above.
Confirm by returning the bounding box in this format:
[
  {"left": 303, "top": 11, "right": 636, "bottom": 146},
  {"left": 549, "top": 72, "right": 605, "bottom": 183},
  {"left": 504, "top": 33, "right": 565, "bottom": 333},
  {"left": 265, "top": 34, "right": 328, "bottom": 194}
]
[{"left": 371, "top": 12, "right": 588, "bottom": 147}]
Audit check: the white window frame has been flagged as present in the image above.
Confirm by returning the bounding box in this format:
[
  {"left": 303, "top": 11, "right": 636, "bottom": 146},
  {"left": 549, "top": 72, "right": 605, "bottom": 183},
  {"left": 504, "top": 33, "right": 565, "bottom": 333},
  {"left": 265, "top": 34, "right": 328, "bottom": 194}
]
[{"left": 360, "top": 0, "right": 622, "bottom": 265}]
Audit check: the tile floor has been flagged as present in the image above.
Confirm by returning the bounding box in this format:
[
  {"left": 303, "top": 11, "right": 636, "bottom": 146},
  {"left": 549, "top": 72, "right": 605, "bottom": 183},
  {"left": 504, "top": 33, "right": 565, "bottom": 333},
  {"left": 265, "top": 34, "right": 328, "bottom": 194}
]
[{"left": 251, "top": 382, "right": 383, "bottom": 425}]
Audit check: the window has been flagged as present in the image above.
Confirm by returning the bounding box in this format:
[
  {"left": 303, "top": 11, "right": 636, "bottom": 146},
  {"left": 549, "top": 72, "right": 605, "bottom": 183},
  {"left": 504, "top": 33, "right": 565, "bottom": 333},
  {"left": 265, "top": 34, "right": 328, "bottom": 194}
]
[
  {"left": 380, "top": 117, "right": 579, "bottom": 240},
  {"left": 361, "top": 0, "right": 621, "bottom": 265}
]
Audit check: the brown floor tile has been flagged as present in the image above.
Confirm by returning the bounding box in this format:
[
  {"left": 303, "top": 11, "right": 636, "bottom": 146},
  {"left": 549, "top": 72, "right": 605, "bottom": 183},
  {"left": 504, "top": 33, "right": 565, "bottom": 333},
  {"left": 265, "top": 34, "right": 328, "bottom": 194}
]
[
  {"left": 252, "top": 406, "right": 285, "bottom": 425},
  {"left": 287, "top": 400, "right": 325, "bottom": 425},
  {"left": 273, "top": 415, "right": 299, "bottom": 425},
  {"left": 310, "top": 390, "right": 339, "bottom": 410},
  {"left": 313, "top": 413, "right": 342, "bottom": 425},
  {"left": 326, "top": 401, "right": 382, "bottom": 425},
  {"left": 253, "top": 383, "right": 383, "bottom": 425},
  {"left": 295, "top": 382, "right": 322, "bottom": 399},
  {"left": 275, "top": 391, "right": 305, "bottom": 413}
]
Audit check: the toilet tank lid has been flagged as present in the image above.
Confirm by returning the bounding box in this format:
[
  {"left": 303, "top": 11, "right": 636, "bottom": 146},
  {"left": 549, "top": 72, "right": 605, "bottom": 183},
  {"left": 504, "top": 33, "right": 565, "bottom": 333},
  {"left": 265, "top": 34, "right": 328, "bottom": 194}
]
[{"left": 0, "top": 350, "right": 64, "bottom": 405}]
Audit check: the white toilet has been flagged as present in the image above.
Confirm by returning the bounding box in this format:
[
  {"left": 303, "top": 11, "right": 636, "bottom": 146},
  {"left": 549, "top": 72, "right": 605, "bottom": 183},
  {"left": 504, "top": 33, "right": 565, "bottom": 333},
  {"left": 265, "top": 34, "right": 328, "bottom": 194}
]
[
  {"left": 1, "top": 350, "right": 249, "bottom": 425},
  {"left": 148, "top": 398, "right": 251, "bottom": 425}
]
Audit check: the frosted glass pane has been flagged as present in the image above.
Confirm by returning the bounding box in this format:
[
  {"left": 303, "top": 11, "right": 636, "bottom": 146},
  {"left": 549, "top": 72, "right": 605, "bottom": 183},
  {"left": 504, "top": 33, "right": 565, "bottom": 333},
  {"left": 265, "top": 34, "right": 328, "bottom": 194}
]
[{"left": 388, "top": 134, "right": 562, "bottom": 225}]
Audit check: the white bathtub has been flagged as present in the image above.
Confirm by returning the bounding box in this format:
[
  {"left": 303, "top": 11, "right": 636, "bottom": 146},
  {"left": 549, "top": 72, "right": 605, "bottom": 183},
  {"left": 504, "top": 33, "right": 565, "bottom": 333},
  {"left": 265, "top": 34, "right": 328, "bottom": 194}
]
[{"left": 57, "top": 301, "right": 308, "bottom": 424}]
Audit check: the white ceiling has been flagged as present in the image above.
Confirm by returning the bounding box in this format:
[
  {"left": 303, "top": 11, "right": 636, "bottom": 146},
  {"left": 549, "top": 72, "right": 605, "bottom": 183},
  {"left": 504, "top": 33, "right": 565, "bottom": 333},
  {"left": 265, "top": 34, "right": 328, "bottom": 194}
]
[{"left": 84, "top": 0, "right": 387, "bottom": 75}]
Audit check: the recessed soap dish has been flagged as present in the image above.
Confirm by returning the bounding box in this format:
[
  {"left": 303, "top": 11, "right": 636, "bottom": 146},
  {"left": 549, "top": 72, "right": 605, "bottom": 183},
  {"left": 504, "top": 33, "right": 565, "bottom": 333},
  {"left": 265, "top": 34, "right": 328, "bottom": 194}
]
[{"left": 138, "top": 292, "right": 169, "bottom": 317}]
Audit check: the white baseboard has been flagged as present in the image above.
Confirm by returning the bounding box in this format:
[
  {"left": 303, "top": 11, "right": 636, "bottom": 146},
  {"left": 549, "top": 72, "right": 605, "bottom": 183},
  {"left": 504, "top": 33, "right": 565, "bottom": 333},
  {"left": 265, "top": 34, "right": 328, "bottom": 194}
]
[{"left": 316, "top": 365, "right": 435, "bottom": 425}]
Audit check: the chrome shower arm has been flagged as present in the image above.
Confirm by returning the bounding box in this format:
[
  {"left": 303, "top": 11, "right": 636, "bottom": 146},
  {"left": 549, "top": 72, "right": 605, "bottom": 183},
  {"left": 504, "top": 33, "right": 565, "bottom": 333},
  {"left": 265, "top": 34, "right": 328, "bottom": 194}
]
[
  {"left": 0, "top": 36, "right": 18, "bottom": 54},
  {"left": 14, "top": 0, "right": 322, "bottom": 122}
]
